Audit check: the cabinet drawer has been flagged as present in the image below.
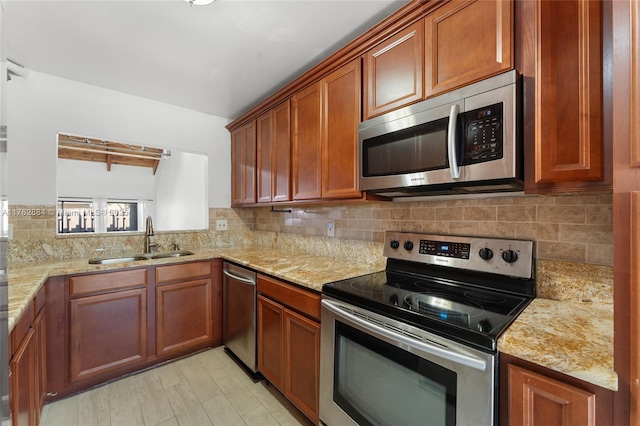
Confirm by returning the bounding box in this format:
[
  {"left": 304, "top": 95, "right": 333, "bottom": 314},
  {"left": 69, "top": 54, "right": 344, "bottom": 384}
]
[
  {"left": 156, "top": 261, "right": 212, "bottom": 284},
  {"left": 257, "top": 275, "right": 320, "bottom": 321},
  {"left": 70, "top": 269, "right": 148, "bottom": 297}
]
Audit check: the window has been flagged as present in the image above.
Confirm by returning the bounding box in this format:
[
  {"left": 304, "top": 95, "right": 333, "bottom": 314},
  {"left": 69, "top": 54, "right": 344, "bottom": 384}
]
[
  {"left": 106, "top": 202, "right": 138, "bottom": 232},
  {"left": 57, "top": 200, "right": 95, "bottom": 233},
  {"left": 57, "top": 198, "right": 148, "bottom": 234}
]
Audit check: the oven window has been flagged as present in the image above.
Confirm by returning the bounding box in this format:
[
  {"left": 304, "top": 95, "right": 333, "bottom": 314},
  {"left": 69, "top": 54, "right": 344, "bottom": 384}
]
[
  {"left": 333, "top": 321, "right": 456, "bottom": 426},
  {"left": 362, "top": 117, "right": 449, "bottom": 177}
]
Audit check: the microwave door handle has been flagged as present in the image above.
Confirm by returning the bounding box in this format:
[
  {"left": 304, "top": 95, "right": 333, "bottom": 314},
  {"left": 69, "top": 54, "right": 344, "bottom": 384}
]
[{"left": 447, "top": 104, "right": 461, "bottom": 179}]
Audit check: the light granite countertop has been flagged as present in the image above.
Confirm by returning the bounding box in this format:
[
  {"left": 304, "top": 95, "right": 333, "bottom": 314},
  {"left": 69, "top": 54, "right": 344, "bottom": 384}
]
[
  {"left": 7, "top": 248, "right": 616, "bottom": 392},
  {"left": 498, "top": 298, "right": 616, "bottom": 391},
  {"left": 7, "top": 246, "right": 383, "bottom": 332}
]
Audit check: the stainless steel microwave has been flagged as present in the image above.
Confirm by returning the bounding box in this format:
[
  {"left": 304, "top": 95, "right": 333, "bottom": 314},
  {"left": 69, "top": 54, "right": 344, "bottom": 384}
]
[{"left": 358, "top": 70, "right": 522, "bottom": 197}]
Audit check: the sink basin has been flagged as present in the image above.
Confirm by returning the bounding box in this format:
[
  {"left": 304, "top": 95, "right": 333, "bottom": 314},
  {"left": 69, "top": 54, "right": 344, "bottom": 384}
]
[
  {"left": 88, "top": 251, "right": 194, "bottom": 264},
  {"left": 150, "top": 250, "right": 194, "bottom": 259},
  {"left": 88, "top": 256, "right": 148, "bottom": 265}
]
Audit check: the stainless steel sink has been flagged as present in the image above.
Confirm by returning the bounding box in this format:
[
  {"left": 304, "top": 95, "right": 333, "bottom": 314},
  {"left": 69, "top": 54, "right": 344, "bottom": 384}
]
[
  {"left": 88, "top": 256, "right": 148, "bottom": 265},
  {"left": 149, "top": 250, "right": 194, "bottom": 259},
  {"left": 88, "top": 251, "right": 194, "bottom": 264}
]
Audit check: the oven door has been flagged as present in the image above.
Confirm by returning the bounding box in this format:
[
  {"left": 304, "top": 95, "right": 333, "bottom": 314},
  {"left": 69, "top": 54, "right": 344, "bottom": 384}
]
[{"left": 320, "top": 297, "right": 496, "bottom": 426}]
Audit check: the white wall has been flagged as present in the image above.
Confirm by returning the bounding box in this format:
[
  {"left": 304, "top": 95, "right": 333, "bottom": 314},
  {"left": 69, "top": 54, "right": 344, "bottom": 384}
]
[
  {"left": 154, "top": 151, "right": 208, "bottom": 231},
  {"left": 7, "top": 71, "right": 231, "bottom": 207},
  {"left": 57, "top": 158, "right": 156, "bottom": 200}
]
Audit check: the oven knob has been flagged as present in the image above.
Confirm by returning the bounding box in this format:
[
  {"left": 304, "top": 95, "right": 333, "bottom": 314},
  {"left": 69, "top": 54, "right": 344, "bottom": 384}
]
[
  {"left": 390, "top": 240, "right": 400, "bottom": 249},
  {"left": 404, "top": 241, "right": 414, "bottom": 251},
  {"left": 478, "top": 247, "right": 494, "bottom": 260},
  {"left": 502, "top": 249, "right": 519, "bottom": 263}
]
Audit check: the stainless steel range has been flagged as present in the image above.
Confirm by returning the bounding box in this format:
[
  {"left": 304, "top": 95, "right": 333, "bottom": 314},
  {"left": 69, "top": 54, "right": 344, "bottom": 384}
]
[{"left": 319, "top": 232, "right": 535, "bottom": 426}]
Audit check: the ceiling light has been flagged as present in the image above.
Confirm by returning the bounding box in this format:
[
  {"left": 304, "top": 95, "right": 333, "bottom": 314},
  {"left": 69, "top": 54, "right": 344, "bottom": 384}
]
[{"left": 184, "top": 0, "right": 215, "bottom": 6}]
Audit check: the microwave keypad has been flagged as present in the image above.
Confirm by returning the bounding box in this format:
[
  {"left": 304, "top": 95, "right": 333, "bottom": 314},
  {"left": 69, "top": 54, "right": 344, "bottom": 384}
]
[{"left": 464, "top": 103, "right": 504, "bottom": 165}]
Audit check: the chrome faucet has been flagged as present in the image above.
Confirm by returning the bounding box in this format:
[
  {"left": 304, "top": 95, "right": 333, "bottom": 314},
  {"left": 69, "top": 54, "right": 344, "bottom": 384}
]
[{"left": 144, "top": 216, "right": 158, "bottom": 254}]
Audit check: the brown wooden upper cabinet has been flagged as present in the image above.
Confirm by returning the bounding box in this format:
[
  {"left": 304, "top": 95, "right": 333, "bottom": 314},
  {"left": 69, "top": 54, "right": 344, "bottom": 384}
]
[
  {"left": 293, "top": 59, "right": 362, "bottom": 200},
  {"left": 424, "top": 0, "right": 513, "bottom": 97},
  {"left": 257, "top": 101, "right": 291, "bottom": 203},
  {"left": 292, "top": 82, "right": 322, "bottom": 200},
  {"left": 519, "top": 0, "right": 608, "bottom": 192},
  {"left": 363, "top": 21, "right": 424, "bottom": 119},
  {"left": 231, "top": 121, "right": 256, "bottom": 206},
  {"left": 363, "top": 0, "right": 513, "bottom": 120}
]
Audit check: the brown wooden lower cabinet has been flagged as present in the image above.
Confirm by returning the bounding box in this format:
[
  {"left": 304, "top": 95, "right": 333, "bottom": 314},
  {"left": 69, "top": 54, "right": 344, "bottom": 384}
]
[
  {"left": 32, "top": 309, "right": 46, "bottom": 421},
  {"left": 501, "top": 353, "right": 613, "bottom": 426},
  {"left": 10, "top": 285, "right": 46, "bottom": 426},
  {"left": 155, "top": 278, "right": 213, "bottom": 357},
  {"left": 69, "top": 287, "right": 148, "bottom": 383},
  {"left": 10, "top": 328, "right": 36, "bottom": 426},
  {"left": 257, "top": 274, "right": 320, "bottom": 425},
  {"left": 284, "top": 308, "right": 320, "bottom": 423},
  {"left": 257, "top": 295, "right": 285, "bottom": 391},
  {"left": 43, "top": 259, "right": 223, "bottom": 403}
]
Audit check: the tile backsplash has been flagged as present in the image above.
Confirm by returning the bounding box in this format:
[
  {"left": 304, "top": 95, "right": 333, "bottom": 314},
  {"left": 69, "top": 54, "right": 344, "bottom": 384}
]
[
  {"left": 7, "top": 192, "right": 613, "bottom": 267},
  {"left": 252, "top": 192, "right": 613, "bottom": 266}
]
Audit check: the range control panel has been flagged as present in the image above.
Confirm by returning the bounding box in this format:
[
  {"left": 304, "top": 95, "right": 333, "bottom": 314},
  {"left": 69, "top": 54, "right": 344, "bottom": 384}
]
[
  {"left": 420, "top": 240, "right": 470, "bottom": 259},
  {"left": 384, "top": 231, "right": 534, "bottom": 279}
]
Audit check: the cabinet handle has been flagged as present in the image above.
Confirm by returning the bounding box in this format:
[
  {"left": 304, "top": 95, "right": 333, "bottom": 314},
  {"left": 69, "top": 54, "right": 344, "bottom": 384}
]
[{"left": 46, "top": 392, "right": 58, "bottom": 397}]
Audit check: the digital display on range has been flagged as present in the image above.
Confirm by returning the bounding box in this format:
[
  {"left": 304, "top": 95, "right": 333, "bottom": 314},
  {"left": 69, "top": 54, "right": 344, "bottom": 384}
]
[{"left": 419, "top": 240, "right": 470, "bottom": 259}]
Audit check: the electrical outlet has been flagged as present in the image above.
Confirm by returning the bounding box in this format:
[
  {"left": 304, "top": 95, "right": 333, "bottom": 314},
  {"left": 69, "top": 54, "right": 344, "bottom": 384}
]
[
  {"left": 327, "top": 222, "right": 335, "bottom": 237},
  {"left": 216, "top": 219, "right": 228, "bottom": 231}
]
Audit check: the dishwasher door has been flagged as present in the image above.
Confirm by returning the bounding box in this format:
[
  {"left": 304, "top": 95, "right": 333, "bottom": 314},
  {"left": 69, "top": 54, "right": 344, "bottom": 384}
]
[{"left": 222, "top": 262, "right": 258, "bottom": 373}]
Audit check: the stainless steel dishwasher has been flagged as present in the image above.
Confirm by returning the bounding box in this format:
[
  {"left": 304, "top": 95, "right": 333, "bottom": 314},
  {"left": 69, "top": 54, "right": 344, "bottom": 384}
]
[{"left": 222, "top": 262, "right": 259, "bottom": 375}]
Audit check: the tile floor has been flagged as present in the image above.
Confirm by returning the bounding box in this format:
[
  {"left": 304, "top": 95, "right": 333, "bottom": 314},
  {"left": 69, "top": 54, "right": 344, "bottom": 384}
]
[{"left": 40, "top": 347, "right": 314, "bottom": 426}]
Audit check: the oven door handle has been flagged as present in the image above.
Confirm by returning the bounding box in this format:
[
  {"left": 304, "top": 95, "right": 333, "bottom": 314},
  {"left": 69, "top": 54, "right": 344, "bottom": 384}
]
[{"left": 322, "top": 299, "right": 487, "bottom": 372}]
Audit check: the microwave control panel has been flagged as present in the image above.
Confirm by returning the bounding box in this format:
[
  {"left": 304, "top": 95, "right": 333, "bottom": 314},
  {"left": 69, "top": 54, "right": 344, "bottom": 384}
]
[{"left": 464, "top": 102, "right": 504, "bottom": 165}]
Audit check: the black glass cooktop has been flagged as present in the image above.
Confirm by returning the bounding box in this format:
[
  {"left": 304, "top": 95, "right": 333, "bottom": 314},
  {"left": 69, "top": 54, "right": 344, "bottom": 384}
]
[{"left": 322, "top": 268, "right": 533, "bottom": 352}]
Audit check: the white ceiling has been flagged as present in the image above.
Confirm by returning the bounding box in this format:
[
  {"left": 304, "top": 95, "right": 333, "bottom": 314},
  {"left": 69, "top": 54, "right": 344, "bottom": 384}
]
[{"left": 4, "top": 0, "right": 410, "bottom": 120}]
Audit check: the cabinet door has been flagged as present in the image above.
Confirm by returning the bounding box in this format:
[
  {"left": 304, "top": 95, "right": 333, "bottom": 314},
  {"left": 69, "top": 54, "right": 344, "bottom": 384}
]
[
  {"left": 69, "top": 288, "right": 147, "bottom": 383},
  {"left": 292, "top": 82, "right": 322, "bottom": 200},
  {"left": 33, "top": 309, "right": 46, "bottom": 423},
  {"left": 156, "top": 278, "right": 213, "bottom": 357},
  {"left": 508, "top": 364, "right": 596, "bottom": 426},
  {"left": 257, "top": 295, "right": 284, "bottom": 392},
  {"left": 284, "top": 309, "right": 320, "bottom": 425},
  {"left": 322, "top": 59, "right": 362, "bottom": 199},
  {"left": 231, "top": 122, "right": 257, "bottom": 205},
  {"left": 231, "top": 127, "right": 244, "bottom": 206},
  {"left": 256, "top": 110, "right": 273, "bottom": 203},
  {"left": 10, "top": 328, "right": 35, "bottom": 426},
  {"left": 425, "top": 0, "right": 513, "bottom": 97},
  {"left": 519, "top": 0, "right": 606, "bottom": 192},
  {"left": 272, "top": 100, "right": 292, "bottom": 202},
  {"left": 257, "top": 101, "right": 292, "bottom": 203},
  {"left": 363, "top": 21, "right": 424, "bottom": 119}
]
